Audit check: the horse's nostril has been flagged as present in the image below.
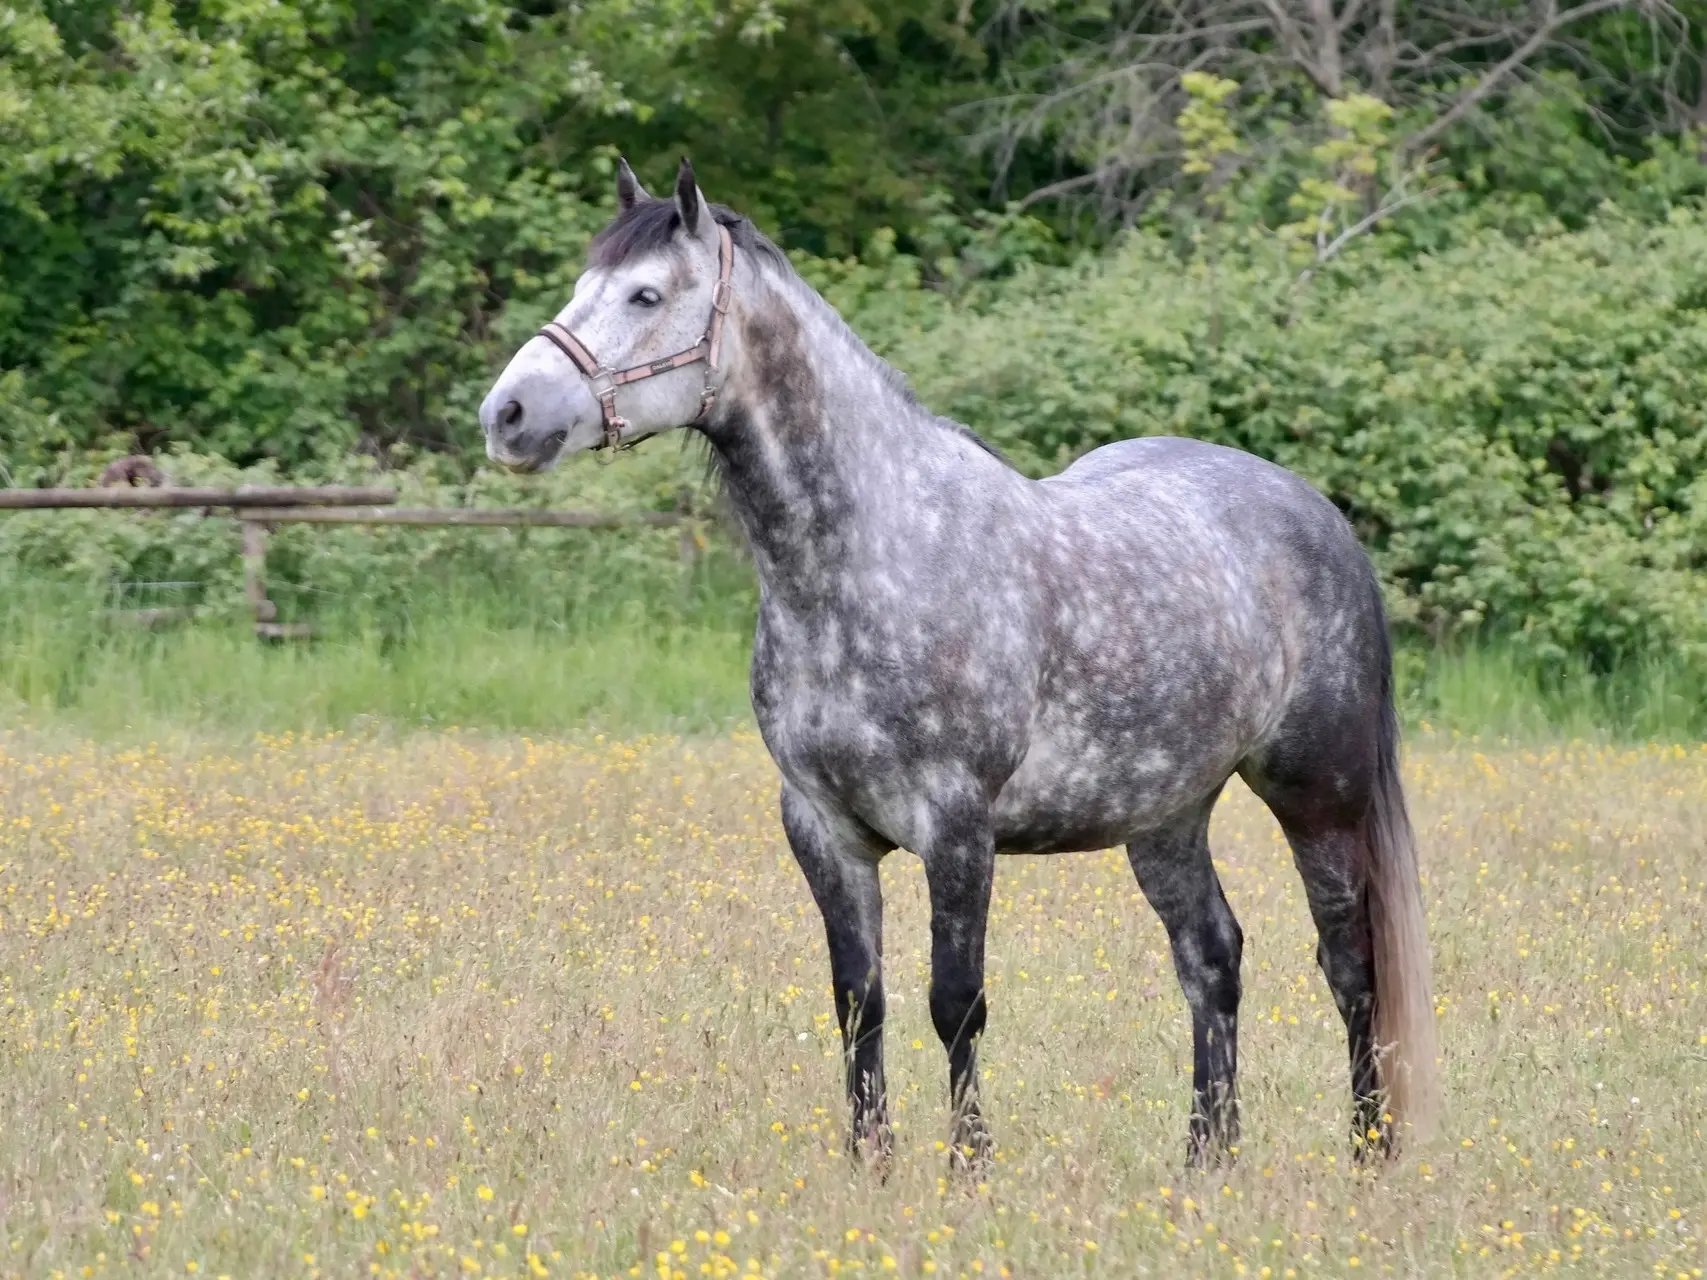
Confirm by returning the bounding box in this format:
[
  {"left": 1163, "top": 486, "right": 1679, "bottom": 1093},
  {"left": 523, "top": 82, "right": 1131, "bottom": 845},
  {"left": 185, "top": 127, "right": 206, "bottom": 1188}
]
[{"left": 500, "top": 399, "right": 524, "bottom": 430}]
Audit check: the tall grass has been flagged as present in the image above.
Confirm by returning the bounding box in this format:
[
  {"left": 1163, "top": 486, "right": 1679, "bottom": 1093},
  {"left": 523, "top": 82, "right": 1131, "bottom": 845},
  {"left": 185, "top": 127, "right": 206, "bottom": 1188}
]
[
  {"left": 0, "top": 570, "right": 757, "bottom": 738},
  {"left": 2, "top": 569, "right": 1701, "bottom": 741},
  {"left": 1394, "top": 642, "right": 1707, "bottom": 743}
]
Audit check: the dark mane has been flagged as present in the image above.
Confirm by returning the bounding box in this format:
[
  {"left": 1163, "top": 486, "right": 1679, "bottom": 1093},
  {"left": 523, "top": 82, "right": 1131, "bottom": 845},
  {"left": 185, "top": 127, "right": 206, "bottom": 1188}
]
[
  {"left": 589, "top": 197, "right": 1014, "bottom": 470},
  {"left": 587, "top": 199, "right": 792, "bottom": 274}
]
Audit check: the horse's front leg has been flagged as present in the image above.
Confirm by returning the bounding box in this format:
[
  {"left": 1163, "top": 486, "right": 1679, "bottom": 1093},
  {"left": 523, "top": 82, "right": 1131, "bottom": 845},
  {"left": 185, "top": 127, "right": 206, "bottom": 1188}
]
[
  {"left": 920, "top": 811, "right": 996, "bottom": 1175},
  {"left": 781, "top": 784, "right": 892, "bottom": 1167}
]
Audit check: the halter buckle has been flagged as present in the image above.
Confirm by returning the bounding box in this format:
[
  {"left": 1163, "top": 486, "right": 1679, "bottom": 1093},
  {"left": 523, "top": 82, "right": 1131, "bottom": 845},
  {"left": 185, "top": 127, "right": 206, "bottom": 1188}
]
[
  {"left": 595, "top": 385, "right": 628, "bottom": 451},
  {"left": 586, "top": 368, "right": 616, "bottom": 400}
]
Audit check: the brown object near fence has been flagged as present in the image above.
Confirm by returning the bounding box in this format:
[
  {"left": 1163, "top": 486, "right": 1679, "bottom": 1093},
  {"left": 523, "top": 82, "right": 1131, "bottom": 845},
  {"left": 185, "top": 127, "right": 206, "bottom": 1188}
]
[
  {"left": 98, "top": 456, "right": 168, "bottom": 489},
  {"left": 5, "top": 475, "right": 697, "bottom": 640}
]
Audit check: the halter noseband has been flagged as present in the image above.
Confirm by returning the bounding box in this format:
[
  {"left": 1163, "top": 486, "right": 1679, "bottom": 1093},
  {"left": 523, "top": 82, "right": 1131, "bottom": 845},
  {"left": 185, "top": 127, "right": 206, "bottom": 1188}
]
[{"left": 535, "top": 223, "right": 735, "bottom": 451}]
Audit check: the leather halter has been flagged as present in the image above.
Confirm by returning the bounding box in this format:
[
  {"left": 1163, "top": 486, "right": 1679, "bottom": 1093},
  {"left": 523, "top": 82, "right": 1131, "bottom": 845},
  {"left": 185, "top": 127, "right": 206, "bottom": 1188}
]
[{"left": 536, "top": 222, "right": 735, "bottom": 451}]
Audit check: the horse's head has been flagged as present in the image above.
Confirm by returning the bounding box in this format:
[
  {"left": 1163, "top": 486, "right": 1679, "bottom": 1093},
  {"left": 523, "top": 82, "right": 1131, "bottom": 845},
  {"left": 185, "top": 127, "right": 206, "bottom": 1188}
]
[{"left": 480, "top": 158, "right": 736, "bottom": 472}]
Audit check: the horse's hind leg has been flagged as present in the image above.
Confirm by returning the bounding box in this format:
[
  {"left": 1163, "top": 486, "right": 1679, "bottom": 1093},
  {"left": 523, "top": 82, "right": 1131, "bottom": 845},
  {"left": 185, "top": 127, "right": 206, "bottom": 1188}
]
[
  {"left": 1268, "top": 808, "right": 1385, "bottom": 1155},
  {"left": 1244, "top": 749, "right": 1387, "bottom": 1155},
  {"left": 1244, "top": 580, "right": 1439, "bottom": 1155},
  {"left": 781, "top": 784, "right": 893, "bottom": 1164},
  {"left": 1126, "top": 799, "right": 1244, "bottom": 1167}
]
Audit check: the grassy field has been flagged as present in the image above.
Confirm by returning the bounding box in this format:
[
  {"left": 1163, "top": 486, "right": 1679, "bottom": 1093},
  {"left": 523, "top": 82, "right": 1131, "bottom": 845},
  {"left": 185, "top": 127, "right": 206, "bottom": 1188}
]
[
  {"left": 0, "top": 560, "right": 762, "bottom": 740},
  {"left": 2, "top": 727, "right": 1703, "bottom": 1278},
  {"left": 3, "top": 577, "right": 1705, "bottom": 743}
]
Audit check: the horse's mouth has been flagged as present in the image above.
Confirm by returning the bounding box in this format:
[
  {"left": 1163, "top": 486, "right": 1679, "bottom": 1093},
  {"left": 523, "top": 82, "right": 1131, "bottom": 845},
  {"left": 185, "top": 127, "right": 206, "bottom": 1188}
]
[{"left": 492, "top": 429, "right": 569, "bottom": 474}]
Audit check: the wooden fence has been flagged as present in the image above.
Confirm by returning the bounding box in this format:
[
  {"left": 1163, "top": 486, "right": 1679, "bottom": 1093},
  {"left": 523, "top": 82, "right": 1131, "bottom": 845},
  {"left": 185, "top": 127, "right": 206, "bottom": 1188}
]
[
  {"left": 0, "top": 485, "right": 399, "bottom": 510},
  {"left": 3, "top": 465, "right": 695, "bottom": 640}
]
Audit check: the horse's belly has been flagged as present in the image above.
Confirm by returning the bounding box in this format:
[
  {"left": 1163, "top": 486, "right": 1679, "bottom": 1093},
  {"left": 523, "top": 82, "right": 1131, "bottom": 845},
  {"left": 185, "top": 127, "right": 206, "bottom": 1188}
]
[{"left": 990, "top": 731, "right": 1239, "bottom": 853}]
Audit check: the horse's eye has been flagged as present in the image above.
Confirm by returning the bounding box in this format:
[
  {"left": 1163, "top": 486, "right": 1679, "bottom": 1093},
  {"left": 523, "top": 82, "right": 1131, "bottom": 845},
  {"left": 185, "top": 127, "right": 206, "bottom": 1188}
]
[{"left": 630, "top": 287, "right": 662, "bottom": 308}]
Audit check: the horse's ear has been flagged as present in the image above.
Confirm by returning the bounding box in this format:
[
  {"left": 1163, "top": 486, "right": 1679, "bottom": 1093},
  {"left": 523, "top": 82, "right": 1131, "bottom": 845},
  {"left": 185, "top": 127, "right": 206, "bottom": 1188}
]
[
  {"left": 616, "top": 157, "right": 650, "bottom": 211},
  {"left": 673, "top": 157, "right": 715, "bottom": 245}
]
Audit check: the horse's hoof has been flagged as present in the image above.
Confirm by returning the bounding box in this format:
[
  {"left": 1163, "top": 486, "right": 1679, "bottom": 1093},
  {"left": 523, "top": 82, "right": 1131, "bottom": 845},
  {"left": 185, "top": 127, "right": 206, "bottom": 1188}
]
[
  {"left": 848, "top": 1111, "right": 894, "bottom": 1178},
  {"left": 851, "top": 1125, "right": 895, "bottom": 1181},
  {"left": 1350, "top": 1125, "right": 1393, "bottom": 1165},
  {"left": 947, "top": 1119, "right": 993, "bottom": 1182},
  {"left": 948, "top": 1143, "right": 992, "bottom": 1182},
  {"left": 1184, "top": 1136, "right": 1239, "bottom": 1172}
]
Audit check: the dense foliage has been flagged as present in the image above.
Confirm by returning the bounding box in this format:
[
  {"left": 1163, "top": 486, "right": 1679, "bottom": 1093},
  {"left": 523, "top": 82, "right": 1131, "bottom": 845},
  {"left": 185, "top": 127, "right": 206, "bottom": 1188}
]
[
  {"left": 879, "top": 213, "right": 1707, "bottom": 671},
  {"left": 3, "top": 1, "right": 1706, "bottom": 674},
  {"left": 0, "top": 0, "right": 992, "bottom": 466}
]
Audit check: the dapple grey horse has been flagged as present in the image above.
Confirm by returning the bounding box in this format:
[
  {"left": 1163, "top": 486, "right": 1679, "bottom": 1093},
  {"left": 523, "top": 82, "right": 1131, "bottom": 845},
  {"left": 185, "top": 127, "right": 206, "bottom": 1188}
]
[{"left": 480, "top": 159, "right": 1439, "bottom": 1170}]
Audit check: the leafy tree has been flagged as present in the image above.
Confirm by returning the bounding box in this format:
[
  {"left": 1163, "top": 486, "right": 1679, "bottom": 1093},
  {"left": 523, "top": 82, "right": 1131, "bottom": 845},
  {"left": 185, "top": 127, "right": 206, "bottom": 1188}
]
[
  {"left": 589, "top": 0, "right": 994, "bottom": 257},
  {"left": 0, "top": 0, "right": 999, "bottom": 469}
]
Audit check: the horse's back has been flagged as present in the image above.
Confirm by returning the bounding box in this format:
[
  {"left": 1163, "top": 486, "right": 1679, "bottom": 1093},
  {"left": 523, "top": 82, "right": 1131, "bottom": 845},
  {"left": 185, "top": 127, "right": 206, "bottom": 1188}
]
[
  {"left": 1047, "top": 435, "right": 1373, "bottom": 616},
  {"left": 1052, "top": 435, "right": 1336, "bottom": 523}
]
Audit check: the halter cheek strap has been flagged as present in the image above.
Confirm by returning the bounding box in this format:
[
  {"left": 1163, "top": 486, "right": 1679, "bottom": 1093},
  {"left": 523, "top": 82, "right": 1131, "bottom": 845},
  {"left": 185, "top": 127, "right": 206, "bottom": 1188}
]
[{"left": 536, "top": 223, "right": 736, "bottom": 451}]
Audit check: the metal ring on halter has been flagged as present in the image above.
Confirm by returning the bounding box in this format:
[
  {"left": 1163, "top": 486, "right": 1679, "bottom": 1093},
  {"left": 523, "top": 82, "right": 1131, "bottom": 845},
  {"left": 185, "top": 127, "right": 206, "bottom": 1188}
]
[
  {"left": 598, "top": 391, "right": 630, "bottom": 451},
  {"left": 535, "top": 223, "right": 736, "bottom": 452}
]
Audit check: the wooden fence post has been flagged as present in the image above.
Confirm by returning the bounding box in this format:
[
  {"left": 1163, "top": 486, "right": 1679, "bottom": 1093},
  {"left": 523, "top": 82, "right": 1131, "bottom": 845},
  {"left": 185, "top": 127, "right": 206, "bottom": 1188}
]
[
  {"left": 241, "top": 522, "right": 275, "bottom": 625},
  {"left": 240, "top": 521, "right": 312, "bottom": 641}
]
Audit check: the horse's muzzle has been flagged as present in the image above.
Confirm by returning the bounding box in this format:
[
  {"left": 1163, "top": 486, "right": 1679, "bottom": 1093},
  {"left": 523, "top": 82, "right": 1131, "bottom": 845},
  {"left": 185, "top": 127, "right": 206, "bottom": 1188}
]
[{"left": 481, "top": 390, "right": 573, "bottom": 472}]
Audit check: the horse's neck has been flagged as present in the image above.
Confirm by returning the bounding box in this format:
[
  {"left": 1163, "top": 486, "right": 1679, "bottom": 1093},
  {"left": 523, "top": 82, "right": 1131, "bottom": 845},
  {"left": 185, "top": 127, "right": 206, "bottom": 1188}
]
[{"left": 702, "top": 272, "right": 991, "bottom": 609}]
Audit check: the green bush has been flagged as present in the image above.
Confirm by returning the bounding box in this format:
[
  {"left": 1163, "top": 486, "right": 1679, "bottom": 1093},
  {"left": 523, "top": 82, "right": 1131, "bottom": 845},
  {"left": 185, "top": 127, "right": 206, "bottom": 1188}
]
[
  {"left": 860, "top": 209, "right": 1707, "bottom": 672},
  {"left": 8, "top": 205, "right": 1706, "bottom": 683}
]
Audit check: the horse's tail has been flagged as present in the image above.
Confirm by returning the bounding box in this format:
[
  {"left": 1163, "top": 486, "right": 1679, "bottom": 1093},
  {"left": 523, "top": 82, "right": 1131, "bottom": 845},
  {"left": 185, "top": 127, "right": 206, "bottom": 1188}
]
[{"left": 1366, "top": 646, "right": 1441, "bottom": 1143}]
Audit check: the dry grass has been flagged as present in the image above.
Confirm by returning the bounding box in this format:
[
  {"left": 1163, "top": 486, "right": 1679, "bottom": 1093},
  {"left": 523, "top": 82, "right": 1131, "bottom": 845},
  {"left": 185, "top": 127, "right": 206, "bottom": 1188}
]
[{"left": 1, "top": 727, "right": 1703, "bottom": 1279}]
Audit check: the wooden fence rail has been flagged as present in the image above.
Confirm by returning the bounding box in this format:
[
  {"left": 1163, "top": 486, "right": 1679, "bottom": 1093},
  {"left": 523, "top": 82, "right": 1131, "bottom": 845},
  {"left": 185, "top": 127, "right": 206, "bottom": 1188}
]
[
  {"left": 4, "top": 473, "right": 698, "bottom": 640},
  {"left": 231, "top": 506, "right": 684, "bottom": 528},
  {"left": 0, "top": 485, "right": 399, "bottom": 510}
]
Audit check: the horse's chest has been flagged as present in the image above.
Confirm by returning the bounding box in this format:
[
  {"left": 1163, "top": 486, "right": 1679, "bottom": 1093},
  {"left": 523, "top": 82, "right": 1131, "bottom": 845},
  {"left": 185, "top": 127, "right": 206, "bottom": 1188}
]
[{"left": 750, "top": 608, "right": 1025, "bottom": 840}]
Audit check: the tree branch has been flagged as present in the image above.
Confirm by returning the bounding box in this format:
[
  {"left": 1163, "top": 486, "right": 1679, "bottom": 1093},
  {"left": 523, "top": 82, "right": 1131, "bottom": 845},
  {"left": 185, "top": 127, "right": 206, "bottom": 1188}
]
[
  {"left": 1403, "top": 0, "right": 1638, "bottom": 155},
  {"left": 1302, "top": 0, "right": 1345, "bottom": 96},
  {"left": 977, "top": 0, "right": 1674, "bottom": 224},
  {"left": 1261, "top": 0, "right": 1337, "bottom": 93},
  {"left": 1306, "top": 182, "right": 1446, "bottom": 275},
  {"left": 1016, "top": 172, "right": 1110, "bottom": 208}
]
